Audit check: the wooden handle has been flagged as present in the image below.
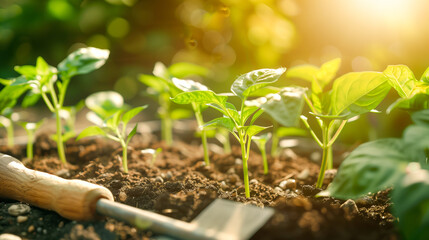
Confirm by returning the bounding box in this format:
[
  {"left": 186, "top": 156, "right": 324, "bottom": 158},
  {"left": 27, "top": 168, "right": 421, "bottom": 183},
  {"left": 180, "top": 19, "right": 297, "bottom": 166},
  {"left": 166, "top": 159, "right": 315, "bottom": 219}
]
[{"left": 0, "top": 153, "right": 114, "bottom": 221}]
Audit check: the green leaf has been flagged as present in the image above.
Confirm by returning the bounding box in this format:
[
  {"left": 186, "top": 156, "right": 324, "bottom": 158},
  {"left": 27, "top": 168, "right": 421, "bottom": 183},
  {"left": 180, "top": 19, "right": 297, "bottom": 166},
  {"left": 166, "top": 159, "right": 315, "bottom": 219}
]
[
  {"left": 392, "top": 169, "right": 429, "bottom": 240},
  {"left": 247, "top": 87, "right": 306, "bottom": 127},
  {"left": 172, "top": 77, "right": 208, "bottom": 92},
  {"left": 411, "top": 109, "right": 429, "bottom": 127},
  {"left": 153, "top": 62, "right": 170, "bottom": 80},
  {"left": 242, "top": 125, "right": 270, "bottom": 138},
  {"left": 85, "top": 91, "right": 124, "bottom": 119},
  {"left": 403, "top": 125, "right": 429, "bottom": 158},
  {"left": 76, "top": 126, "right": 106, "bottom": 141},
  {"left": 122, "top": 106, "right": 147, "bottom": 127},
  {"left": 285, "top": 64, "right": 319, "bottom": 82},
  {"left": 276, "top": 127, "right": 307, "bottom": 137},
  {"left": 231, "top": 68, "right": 286, "bottom": 99},
  {"left": 168, "top": 62, "right": 209, "bottom": 78},
  {"left": 126, "top": 124, "right": 138, "bottom": 145},
  {"left": 0, "top": 76, "right": 31, "bottom": 113},
  {"left": 36, "top": 57, "right": 50, "bottom": 76},
  {"left": 14, "top": 65, "right": 37, "bottom": 79},
  {"left": 0, "top": 78, "right": 12, "bottom": 86},
  {"left": 139, "top": 74, "right": 169, "bottom": 93},
  {"left": 314, "top": 58, "right": 341, "bottom": 92},
  {"left": 106, "top": 110, "right": 123, "bottom": 130},
  {"left": 170, "top": 108, "right": 193, "bottom": 120},
  {"left": 171, "top": 90, "right": 227, "bottom": 106},
  {"left": 203, "top": 117, "right": 235, "bottom": 132},
  {"left": 22, "top": 91, "right": 41, "bottom": 108},
  {"left": 318, "top": 139, "right": 408, "bottom": 199},
  {"left": 384, "top": 65, "right": 416, "bottom": 98},
  {"left": 58, "top": 47, "right": 109, "bottom": 78},
  {"left": 241, "top": 106, "right": 260, "bottom": 125},
  {"left": 421, "top": 66, "right": 429, "bottom": 83},
  {"left": 331, "top": 72, "right": 390, "bottom": 118}
]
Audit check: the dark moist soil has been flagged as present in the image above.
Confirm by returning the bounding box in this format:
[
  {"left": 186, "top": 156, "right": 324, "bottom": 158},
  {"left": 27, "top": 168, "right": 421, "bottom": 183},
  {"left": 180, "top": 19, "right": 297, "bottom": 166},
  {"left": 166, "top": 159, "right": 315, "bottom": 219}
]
[{"left": 0, "top": 130, "right": 399, "bottom": 240}]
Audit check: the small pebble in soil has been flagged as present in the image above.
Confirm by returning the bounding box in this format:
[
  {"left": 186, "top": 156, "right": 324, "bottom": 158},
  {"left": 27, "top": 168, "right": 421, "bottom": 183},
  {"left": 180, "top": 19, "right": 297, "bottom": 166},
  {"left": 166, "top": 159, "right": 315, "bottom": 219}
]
[
  {"left": 285, "top": 189, "right": 298, "bottom": 199},
  {"left": 340, "top": 199, "right": 359, "bottom": 220},
  {"left": 43, "top": 229, "right": 47, "bottom": 234},
  {"left": 58, "top": 221, "right": 64, "bottom": 228},
  {"left": 28, "top": 225, "right": 35, "bottom": 233},
  {"left": 310, "top": 151, "right": 321, "bottom": 162},
  {"left": 274, "top": 187, "right": 285, "bottom": 196},
  {"left": 250, "top": 179, "right": 258, "bottom": 184},
  {"left": 324, "top": 169, "right": 337, "bottom": 182},
  {"left": 36, "top": 227, "right": 42, "bottom": 233},
  {"left": 279, "top": 179, "right": 297, "bottom": 190},
  {"left": 8, "top": 204, "right": 31, "bottom": 216},
  {"left": 0, "top": 233, "right": 21, "bottom": 240},
  {"left": 155, "top": 176, "right": 164, "bottom": 183},
  {"left": 227, "top": 168, "right": 235, "bottom": 174},
  {"left": 16, "top": 216, "right": 28, "bottom": 223},
  {"left": 165, "top": 171, "right": 173, "bottom": 180},
  {"left": 297, "top": 169, "right": 310, "bottom": 180},
  {"left": 55, "top": 169, "right": 70, "bottom": 178},
  {"left": 235, "top": 158, "right": 242, "bottom": 165},
  {"left": 220, "top": 181, "right": 228, "bottom": 190},
  {"left": 119, "top": 191, "right": 127, "bottom": 202}
]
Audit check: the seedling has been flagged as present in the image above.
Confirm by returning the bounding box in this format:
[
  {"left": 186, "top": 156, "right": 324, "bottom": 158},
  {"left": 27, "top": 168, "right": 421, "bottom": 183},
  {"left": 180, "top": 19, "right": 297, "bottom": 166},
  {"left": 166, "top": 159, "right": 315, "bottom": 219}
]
[
  {"left": 286, "top": 58, "right": 391, "bottom": 188},
  {"left": 173, "top": 68, "right": 302, "bottom": 198},
  {"left": 17, "top": 119, "right": 44, "bottom": 160},
  {"left": 172, "top": 77, "right": 211, "bottom": 165},
  {"left": 319, "top": 108, "right": 429, "bottom": 240},
  {"left": 77, "top": 91, "right": 147, "bottom": 173},
  {"left": 11, "top": 47, "right": 109, "bottom": 164},
  {"left": 252, "top": 133, "right": 271, "bottom": 175},
  {"left": 139, "top": 62, "right": 208, "bottom": 146},
  {"left": 141, "top": 148, "right": 162, "bottom": 166},
  {"left": 0, "top": 108, "right": 19, "bottom": 147}
]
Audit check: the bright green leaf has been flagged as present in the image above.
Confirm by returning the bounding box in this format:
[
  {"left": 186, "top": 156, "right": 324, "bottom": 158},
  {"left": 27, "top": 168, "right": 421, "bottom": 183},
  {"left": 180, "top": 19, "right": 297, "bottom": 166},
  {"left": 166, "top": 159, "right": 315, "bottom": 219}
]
[
  {"left": 36, "top": 57, "right": 50, "bottom": 76},
  {"left": 171, "top": 90, "right": 227, "bottom": 106},
  {"left": 14, "top": 65, "right": 37, "bottom": 79},
  {"left": 203, "top": 117, "right": 235, "bottom": 132},
  {"left": 276, "top": 127, "right": 307, "bottom": 137},
  {"left": 421, "top": 66, "right": 429, "bottom": 83},
  {"left": 168, "top": 62, "right": 209, "bottom": 78},
  {"left": 76, "top": 125, "right": 106, "bottom": 141},
  {"left": 318, "top": 139, "right": 408, "bottom": 199},
  {"left": 122, "top": 106, "right": 147, "bottom": 127},
  {"left": 242, "top": 125, "right": 270, "bottom": 138},
  {"left": 247, "top": 87, "right": 306, "bottom": 127},
  {"left": 126, "top": 124, "right": 138, "bottom": 145},
  {"left": 384, "top": 65, "right": 416, "bottom": 98},
  {"left": 85, "top": 91, "right": 124, "bottom": 119},
  {"left": 315, "top": 58, "right": 341, "bottom": 90},
  {"left": 139, "top": 74, "right": 168, "bottom": 93},
  {"left": 331, "top": 72, "right": 390, "bottom": 118},
  {"left": 58, "top": 47, "right": 109, "bottom": 78},
  {"left": 231, "top": 68, "right": 286, "bottom": 99},
  {"left": 285, "top": 64, "right": 318, "bottom": 82},
  {"left": 172, "top": 77, "right": 208, "bottom": 92}
]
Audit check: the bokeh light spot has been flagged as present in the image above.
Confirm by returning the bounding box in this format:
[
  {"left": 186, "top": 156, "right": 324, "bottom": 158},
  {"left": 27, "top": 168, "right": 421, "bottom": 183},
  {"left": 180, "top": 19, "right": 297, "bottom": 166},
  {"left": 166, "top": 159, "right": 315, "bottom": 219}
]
[
  {"left": 87, "top": 34, "right": 111, "bottom": 50},
  {"left": 114, "top": 76, "right": 139, "bottom": 100},
  {"left": 47, "top": 0, "right": 73, "bottom": 20},
  {"left": 107, "top": 18, "right": 130, "bottom": 38}
]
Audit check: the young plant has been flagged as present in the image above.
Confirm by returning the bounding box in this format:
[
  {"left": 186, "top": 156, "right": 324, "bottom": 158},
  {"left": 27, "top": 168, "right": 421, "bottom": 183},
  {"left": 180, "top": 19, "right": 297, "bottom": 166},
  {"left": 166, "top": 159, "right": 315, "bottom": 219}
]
[
  {"left": 286, "top": 58, "right": 391, "bottom": 188},
  {"left": 11, "top": 47, "right": 109, "bottom": 164},
  {"left": 77, "top": 91, "right": 147, "bottom": 173},
  {"left": 17, "top": 119, "right": 44, "bottom": 160},
  {"left": 141, "top": 148, "right": 162, "bottom": 166},
  {"left": 318, "top": 108, "right": 429, "bottom": 240},
  {"left": 252, "top": 133, "right": 271, "bottom": 175},
  {"left": 0, "top": 108, "right": 18, "bottom": 147},
  {"left": 172, "top": 77, "right": 211, "bottom": 165},
  {"left": 173, "top": 68, "right": 303, "bottom": 198},
  {"left": 139, "top": 62, "right": 208, "bottom": 146}
]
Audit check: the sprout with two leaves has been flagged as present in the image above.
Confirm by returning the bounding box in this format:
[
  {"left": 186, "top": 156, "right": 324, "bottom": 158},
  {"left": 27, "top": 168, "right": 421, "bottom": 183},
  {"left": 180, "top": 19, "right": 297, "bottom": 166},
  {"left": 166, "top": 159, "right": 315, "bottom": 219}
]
[
  {"left": 252, "top": 133, "right": 271, "bottom": 175},
  {"left": 286, "top": 58, "right": 391, "bottom": 188},
  {"left": 172, "top": 77, "right": 211, "bottom": 165},
  {"left": 9, "top": 47, "right": 109, "bottom": 164},
  {"left": 173, "top": 68, "right": 305, "bottom": 198},
  {"left": 77, "top": 91, "right": 146, "bottom": 173},
  {"left": 139, "top": 62, "right": 208, "bottom": 146},
  {"left": 17, "top": 119, "right": 44, "bottom": 160}
]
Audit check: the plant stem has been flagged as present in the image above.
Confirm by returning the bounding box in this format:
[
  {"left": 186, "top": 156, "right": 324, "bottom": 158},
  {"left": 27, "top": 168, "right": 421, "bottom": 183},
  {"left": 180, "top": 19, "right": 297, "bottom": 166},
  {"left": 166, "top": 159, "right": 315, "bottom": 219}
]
[
  {"left": 161, "top": 117, "right": 173, "bottom": 146},
  {"left": 326, "top": 145, "right": 333, "bottom": 170},
  {"left": 122, "top": 143, "right": 128, "bottom": 173},
  {"left": 55, "top": 108, "right": 67, "bottom": 164},
  {"left": 194, "top": 106, "right": 210, "bottom": 166},
  {"left": 316, "top": 122, "right": 330, "bottom": 188},
  {"left": 271, "top": 133, "right": 279, "bottom": 157},
  {"left": 240, "top": 138, "right": 250, "bottom": 198},
  {"left": 26, "top": 129, "right": 34, "bottom": 160},
  {"left": 260, "top": 143, "right": 268, "bottom": 175}
]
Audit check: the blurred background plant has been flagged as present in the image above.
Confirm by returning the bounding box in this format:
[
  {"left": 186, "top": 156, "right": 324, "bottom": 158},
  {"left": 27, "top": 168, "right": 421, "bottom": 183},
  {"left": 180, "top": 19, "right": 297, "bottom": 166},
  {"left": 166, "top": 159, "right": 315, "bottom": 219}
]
[{"left": 1, "top": 0, "right": 429, "bottom": 146}]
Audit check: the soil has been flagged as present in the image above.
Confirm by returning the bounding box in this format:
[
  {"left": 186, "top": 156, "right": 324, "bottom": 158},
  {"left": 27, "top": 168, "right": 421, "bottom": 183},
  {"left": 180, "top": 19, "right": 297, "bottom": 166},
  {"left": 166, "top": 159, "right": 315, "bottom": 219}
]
[{"left": 0, "top": 130, "right": 400, "bottom": 240}]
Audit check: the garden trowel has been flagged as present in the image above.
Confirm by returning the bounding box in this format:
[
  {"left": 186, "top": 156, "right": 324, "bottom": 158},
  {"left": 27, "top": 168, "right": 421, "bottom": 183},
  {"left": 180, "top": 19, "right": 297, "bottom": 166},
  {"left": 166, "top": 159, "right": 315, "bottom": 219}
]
[{"left": 0, "top": 153, "right": 274, "bottom": 240}]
